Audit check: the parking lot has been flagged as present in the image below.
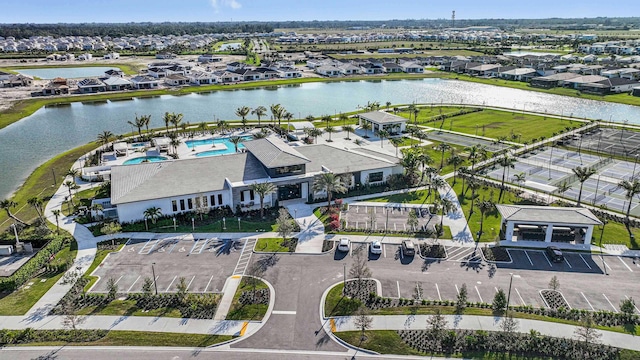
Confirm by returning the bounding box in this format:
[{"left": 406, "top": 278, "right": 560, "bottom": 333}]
[
  {"left": 344, "top": 203, "right": 439, "bottom": 232},
  {"left": 331, "top": 240, "right": 640, "bottom": 314},
  {"left": 90, "top": 235, "right": 248, "bottom": 294}
]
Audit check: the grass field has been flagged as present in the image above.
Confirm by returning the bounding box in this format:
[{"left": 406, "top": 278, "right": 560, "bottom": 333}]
[
  {"left": 83, "top": 243, "right": 125, "bottom": 292},
  {"left": 0, "top": 142, "right": 99, "bottom": 232},
  {"left": 21, "top": 330, "right": 233, "bottom": 347},
  {"left": 0, "top": 240, "right": 77, "bottom": 315},
  {"left": 225, "top": 277, "right": 269, "bottom": 321},
  {"left": 0, "top": 63, "right": 141, "bottom": 76},
  {"left": 254, "top": 237, "right": 296, "bottom": 252},
  {"left": 75, "top": 299, "right": 183, "bottom": 318}
]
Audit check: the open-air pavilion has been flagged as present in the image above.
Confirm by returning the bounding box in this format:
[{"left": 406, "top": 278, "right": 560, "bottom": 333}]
[
  {"left": 358, "top": 111, "right": 407, "bottom": 135},
  {"left": 496, "top": 205, "right": 602, "bottom": 246}
]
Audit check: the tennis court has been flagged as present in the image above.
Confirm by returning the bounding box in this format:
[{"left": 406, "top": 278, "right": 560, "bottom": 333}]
[
  {"left": 573, "top": 128, "right": 640, "bottom": 158},
  {"left": 426, "top": 131, "right": 509, "bottom": 152}
]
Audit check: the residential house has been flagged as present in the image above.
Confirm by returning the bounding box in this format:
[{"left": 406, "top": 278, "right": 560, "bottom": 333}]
[
  {"left": 399, "top": 61, "right": 424, "bottom": 73},
  {"left": 130, "top": 75, "right": 159, "bottom": 89},
  {"left": 77, "top": 78, "right": 107, "bottom": 93},
  {"left": 41, "top": 77, "right": 69, "bottom": 95},
  {"left": 316, "top": 65, "right": 341, "bottom": 77},
  {"left": 102, "top": 77, "right": 131, "bottom": 91},
  {"left": 499, "top": 68, "right": 537, "bottom": 82},
  {"left": 188, "top": 71, "right": 217, "bottom": 85},
  {"left": 581, "top": 78, "right": 640, "bottom": 95},
  {"left": 213, "top": 70, "right": 242, "bottom": 83},
  {"left": 104, "top": 69, "right": 124, "bottom": 77},
  {"left": 164, "top": 74, "right": 189, "bottom": 86},
  {"left": 382, "top": 62, "right": 402, "bottom": 73}
]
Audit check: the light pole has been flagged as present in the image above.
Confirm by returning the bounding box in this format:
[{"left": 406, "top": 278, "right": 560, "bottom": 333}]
[
  {"left": 223, "top": 217, "right": 227, "bottom": 231},
  {"left": 173, "top": 217, "right": 176, "bottom": 231},
  {"left": 343, "top": 263, "right": 346, "bottom": 295},
  {"left": 599, "top": 220, "right": 608, "bottom": 275},
  {"left": 11, "top": 223, "right": 20, "bottom": 249},
  {"left": 238, "top": 217, "right": 241, "bottom": 231},
  {"left": 632, "top": 154, "right": 639, "bottom": 180},
  {"left": 151, "top": 262, "right": 158, "bottom": 295},
  {"left": 505, "top": 273, "right": 520, "bottom": 316},
  {"left": 192, "top": 218, "right": 195, "bottom": 231},
  {"left": 145, "top": 218, "right": 148, "bottom": 231}
]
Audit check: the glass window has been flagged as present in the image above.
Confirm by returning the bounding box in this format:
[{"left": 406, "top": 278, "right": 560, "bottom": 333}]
[
  {"left": 218, "top": 194, "right": 223, "bottom": 205},
  {"left": 210, "top": 195, "right": 216, "bottom": 206},
  {"left": 187, "top": 198, "right": 193, "bottom": 209},
  {"left": 172, "top": 200, "right": 177, "bottom": 212},
  {"left": 368, "top": 172, "right": 384, "bottom": 182},
  {"left": 240, "top": 191, "right": 245, "bottom": 202},
  {"left": 250, "top": 190, "right": 255, "bottom": 201},
  {"left": 203, "top": 196, "right": 208, "bottom": 207},
  {"left": 180, "top": 199, "right": 185, "bottom": 211}
]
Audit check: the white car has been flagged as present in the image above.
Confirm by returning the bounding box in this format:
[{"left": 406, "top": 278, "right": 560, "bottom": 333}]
[
  {"left": 370, "top": 240, "right": 382, "bottom": 255},
  {"left": 337, "top": 237, "right": 351, "bottom": 252}
]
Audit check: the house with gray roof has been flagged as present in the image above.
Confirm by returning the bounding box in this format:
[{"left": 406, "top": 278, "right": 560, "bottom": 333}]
[{"left": 109, "top": 136, "right": 401, "bottom": 223}]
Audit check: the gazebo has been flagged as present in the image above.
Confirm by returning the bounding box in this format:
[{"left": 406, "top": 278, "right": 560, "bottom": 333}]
[
  {"left": 496, "top": 204, "right": 602, "bottom": 246},
  {"left": 358, "top": 111, "right": 407, "bottom": 135}
]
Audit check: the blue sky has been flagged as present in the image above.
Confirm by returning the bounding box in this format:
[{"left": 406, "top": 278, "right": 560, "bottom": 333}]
[{"left": 4, "top": 0, "right": 639, "bottom": 23}]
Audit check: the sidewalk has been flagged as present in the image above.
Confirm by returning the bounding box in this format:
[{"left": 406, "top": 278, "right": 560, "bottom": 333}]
[
  {"left": 287, "top": 201, "right": 326, "bottom": 253},
  {"left": 330, "top": 314, "right": 640, "bottom": 352}
]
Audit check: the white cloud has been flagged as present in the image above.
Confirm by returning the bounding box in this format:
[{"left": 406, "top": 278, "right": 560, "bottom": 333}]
[{"left": 210, "top": 0, "right": 242, "bottom": 11}]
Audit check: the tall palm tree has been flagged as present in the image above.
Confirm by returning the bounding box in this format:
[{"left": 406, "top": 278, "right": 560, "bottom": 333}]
[
  {"left": 163, "top": 112, "right": 172, "bottom": 133},
  {"left": 270, "top": 103, "right": 285, "bottom": 126},
  {"left": 389, "top": 137, "right": 403, "bottom": 157},
  {"left": 572, "top": 166, "right": 596, "bottom": 206},
  {"left": 236, "top": 106, "right": 251, "bottom": 130},
  {"left": 407, "top": 103, "right": 417, "bottom": 123},
  {"left": 216, "top": 119, "right": 228, "bottom": 135},
  {"left": 435, "top": 143, "right": 451, "bottom": 170},
  {"left": 476, "top": 199, "right": 495, "bottom": 240},
  {"left": 360, "top": 121, "right": 372, "bottom": 138},
  {"left": 27, "top": 197, "right": 44, "bottom": 222},
  {"left": 447, "top": 154, "right": 464, "bottom": 185},
  {"left": 312, "top": 172, "right": 348, "bottom": 210},
  {"left": 342, "top": 125, "right": 354, "bottom": 140},
  {"left": 0, "top": 200, "right": 28, "bottom": 226},
  {"left": 249, "top": 182, "right": 277, "bottom": 218},
  {"left": 143, "top": 206, "right": 162, "bottom": 225},
  {"left": 413, "top": 108, "right": 420, "bottom": 126},
  {"left": 385, "top": 101, "right": 391, "bottom": 110},
  {"left": 497, "top": 155, "right": 516, "bottom": 201},
  {"left": 141, "top": 114, "right": 151, "bottom": 134},
  {"left": 97, "top": 130, "right": 114, "bottom": 150},
  {"left": 51, "top": 209, "right": 61, "bottom": 234},
  {"left": 465, "top": 145, "right": 481, "bottom": 170},
  {"left": 66, "top": 168, "right": 80, "bottom": 181},
  {"left": 339, "top": 113, "right": 349, "bottom": 126},
  {"left": 619, "top": 179, "right": 640, "bottom": 228},
  {"left": 128, "top": 115, "right": 146, "bottom": 137},
  {"left": 437, "top": 196, "right": 456, "bottom": 229},
  {"left": 324, "top": 125, "right": 336, "bottom": 142},
  {"left": 513, "top": 172, "right": 526, "bottom": 186},
  {"left": 378, "top": 129, "right": 389, "bottom": 148},
  {"left": 252, "top": 106, "right": 267, "bottom": 126},
  {"left": 418, "top": 151, "right": 434, "bottom": 182},
  {"left": 171, "top": 112, "right": 183, "bottom": 131},
  {"left": 400, "top": 149, "right": 421, "bottom": 186},
  {"left": 63, "top": 181, "right": 78, "bottom": 207},
  {"left": 467, "top": 177, "right": 481, "bottom": 216},
  {"left": 283, "top": 112, "right": 294, "bottom": 131},
  {"left": 308, "top": 128, "right": 323, "bottom": 144},
  {"left": 169, "top": 137, "right": 182, "bottom": 155},
  {"left": 555, "top": 181, "right": 572, "bottom": 196},
  {"left": 229, "top": 136, "right": 244, "bottom": 153},
  {"left": 428, "top": 176, "right": 447, "bottom": 202}
]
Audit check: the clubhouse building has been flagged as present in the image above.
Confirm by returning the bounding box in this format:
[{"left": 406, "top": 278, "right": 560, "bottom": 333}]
[{"left": 110, "top": 136, "right": 402, "bottom": 223}]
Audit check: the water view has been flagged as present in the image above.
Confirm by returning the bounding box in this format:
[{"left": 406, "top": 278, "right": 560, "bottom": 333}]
[
  {"left": 14, "top": 66, "right": 117, "bottom": 79},
  {"left": 2, "top": 78, "right": 640, "bottom": 199}
]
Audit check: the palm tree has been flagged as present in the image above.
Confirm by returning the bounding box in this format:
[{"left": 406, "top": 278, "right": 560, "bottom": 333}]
[
  {"left": 619, "top": 179, "right": 640, "bottom": 229},
  {"left": 378, "top": 129, "right": 389, "bottom": 148},
  {"left": 556, "top": 181, "right": 572, "bottom": 196},
  {"left": 447, "top": 154, "right": 464, "bottom": 185},
  {"left": 325, "top": 125, "right": 336, "bottom": 142},
  {"left": 513, "top": 172, "right": 526, "bottom": 186},
  {"left": 400, "top": 149, "right": 420, "bottom": 186},
  {"left": 308, "top": 128, "right": 323, "bottom": 144},
  {"left": 270, "top": 103, "right": 285, "bottom": 126},
  {"left": 51, "top": 209, "right": 61, "bottom": 234},
  {"left": 97, "top": 130, "right": 114, "bottom": 150},
  {"left": 407, "top": 103, "right": 417, "bottom": 123},
  {"left": 418, "top": 151, "right": 434, "bottom": 182},
  {"left": 236, "top": 106, "right": 251, "bottom": 130},
  {"left": 229, "top": 136, "right": 244, "bottom": 152},
  {"left": 249, "top": 182, "right": 277, "bottom": 218},
  {"left": 572, "top": 166, "right": 596, "bottom": 206},
  {"left": 339, "top": 113, "right": 349, "bottom": 126},
  {"left": 476, "top": 199, "right": 495, "bottom": 240},
  {"left": 143, "top": 206, "right": 162, "bottom": 226},
  {"left": 437, "top": 196, "right": 456, "bottom": 229},
  {"left": 252, "top": 106, "right": 267, "bottom": 126},
  {"left": 28, "top": 197, "right": 44, "bottom": 222},
  {"left": 128, "top": 115, "right": 146, "bottom": 137},
  {"left": 389, "top": 137, "right": 403, "bottom": 157},
  {"left": 66, "top": 168, "right": 80, "bottom": 181},
  {"left": 163, "top": 112, "right": 172, "bottom": 133},
  {"left": 435, "top": 143, "right": 451, "bottom": 170},
  {"left": 216, "top": 119, "right": 228, "bottom": 135},
  {"left": 386, "top": 101, "right": 391, "bottom": 110},
  {"left": 428, "top": 176, "right": 447, "bottom": 202},
  {"left": 497, "top": 155, "right": 517, "bottom": 201},
  {"left": 465, "top": 145, "right": 481, "bottom": 170},
  {"left": 342, "top": 125, "right": 354, "bottom": 140},
  {"left": 312, "top": 172, "right": 348, "bottom": 210},
  {"left": 63, "top": 181, "right": 78, "bottom": 207},
  {"left": 361, "top": 121, "right": 372, "bottom": 138},
  {"left": 253, "top": 128, "right": 269, "bottom": 139},
  {"left": 467, "top": 178, "right": 481, "bottom": 216},
  {"left": 141, "top": 114, "right": 151, "bottom": 134},
  {"left": 171, "top": 112, "right": 184, "bottom": 131},
  {"left": 198, "top": 122, "right": 209, "bottom": 135},
  {"left": 169, "top": 136, "right": 182, "bottom": 155},
  {"left": 413, "top": 108, "right": 420, "bottom": 126},
  {"left": 0, "top": 200, "right": 28, "bottom": 226}
]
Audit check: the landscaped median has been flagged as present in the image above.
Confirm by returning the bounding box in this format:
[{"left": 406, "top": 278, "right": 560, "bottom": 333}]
[{"left": 323, "top": 280, "right": 640, "bottom": 359}]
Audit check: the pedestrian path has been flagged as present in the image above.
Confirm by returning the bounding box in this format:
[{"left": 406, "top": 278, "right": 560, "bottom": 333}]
[
  {"left": 437, "top": 183, "right": 474, "bottom": 243},
  {"left": 287, "top": 201, "right": 326, "bottom": 253},
  {"left": 213, "top": 276, "right": 243, "bottom": 321},
  {"left": 329, "top": 314, "right": 640, "bottom": 351}
]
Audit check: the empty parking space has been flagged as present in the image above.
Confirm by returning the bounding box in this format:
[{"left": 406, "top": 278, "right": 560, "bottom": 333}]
[{"left": 344, "top": 203, "right": 439, "bottom": 233}]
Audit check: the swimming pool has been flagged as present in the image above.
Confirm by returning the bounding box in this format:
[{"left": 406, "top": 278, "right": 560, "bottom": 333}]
[
  {"left": 186, "top": 136, "right": 253, "bottom": 152},
  {"left": 123, "top": 156, "right": 168, "bottom": 165}
]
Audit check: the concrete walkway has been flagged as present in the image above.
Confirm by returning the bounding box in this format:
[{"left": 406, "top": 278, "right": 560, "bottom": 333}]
[
  {"left": 287, "top": 201, "right": 326, "bottom": 253},
  {"left": 330, "top": 314, "right": 640, "bottom": 352},
  {"left": 437, "top": 183, "right": 474, "bottom": 243}
]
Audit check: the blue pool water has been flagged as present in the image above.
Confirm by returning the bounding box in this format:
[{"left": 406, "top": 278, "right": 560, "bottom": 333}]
[
  {"left": 131, "top": 142, "right": 148, "bottom": 148},
  {"left": 186, "top": 136, "right": 253, "bottom": 157},
  {"left": 123, "top": 156, "right": 168, "bottom": 165}
]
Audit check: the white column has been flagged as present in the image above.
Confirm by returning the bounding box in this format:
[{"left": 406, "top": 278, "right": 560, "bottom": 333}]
[
  {"left": 545, "top": 224, "right": 554, "bottom": 243},
  {"left": 584, "top": 226, "right": 594, "bottom": 245},
  {"left": 505, "top": 221, "right": 515, "bottom": 242}
]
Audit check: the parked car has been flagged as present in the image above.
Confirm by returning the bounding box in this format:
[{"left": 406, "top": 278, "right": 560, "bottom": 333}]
[
  {"left": 370, "top": 240, "right": 382, "bottom": 255},
  {"left": 545, "top": 246, "right": 564, "bottom": 262},
  {"left": 401, "top": 240, "right": 415, "bottom": 257},
  {"left": 337, "top": 237, "right": 351, "bottom": 252}
]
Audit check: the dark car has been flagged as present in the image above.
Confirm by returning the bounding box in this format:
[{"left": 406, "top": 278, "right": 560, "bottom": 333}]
[
  {"left": 546, "top": 246, "right": 564, "bottom": 262},
  {"left": 401, "top": 240, "right": 415, "bottom": 257}
]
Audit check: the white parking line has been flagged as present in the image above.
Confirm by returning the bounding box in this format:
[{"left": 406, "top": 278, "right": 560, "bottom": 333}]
[
  {"left": 564, "top": 257, "right": 572, "bottom": 268},
  {"left": 579, "top": 254, "right": 592, "bottom": 270},
  {"left": 625, "top": 296, "right": 640, "bottom": 313},
  {"left": 186, "top": 275, "right": 196, "bottom": 290},
  {"left": 165, "top": 275, "right": 177, "bottom": 292},
  {"left": 397, "top": 281, "right": 401, "bottom": 298},
  {"left": 204, "top": 275, "right": 214, "bottom": 292},
  {"left": 189, "top": 240, "right": 201, "bottom": 254},
  {"left": 581, "top": 292, "right": 595, "bottom": 311},
  {"left": 475, "top": 286, "right": 483, "bottom": 303},
  {"left": 524, "top": 251, "right": 534, "bottom": 266},
  {"left": 455, "top": 284, "right": 459, "bottom": 295},
  {"left": 515, "top": 288, "right": 526, "bottom": 306},
  {"left": 113, "top": 275, "right": 124, "bottom": 285},
  {"left": 435, "top": 283, "right": 441, "bottom": 301},
  {"left": 542, "top": 252, "right": 553, "bottom": 267},
  {"left": 618, "top": 257, "right": 633, "bottom": 272},
  {"left": 127, "top": 275, "right": 141, "bottom": 293},
  {"left": 603, "top": 293, "right": 618, "bottom": 313},
  {"left": 167, "top": 239, "right": 179, "bottom": 253},
  {"left": 383, "top": 243, "right": 387, "bottom": 258}
]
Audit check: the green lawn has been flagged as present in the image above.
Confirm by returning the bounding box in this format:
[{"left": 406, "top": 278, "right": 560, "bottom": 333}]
[
  {"left": 418, "top": 140, "right": 471, "bottom": 175},
  {"left": 83, "top": 243, "right": 125, "bottom": 292},
  {"left": 324, "top": 283, "right": 362, "bottom": 317},
  {"left": 225, "top": 277, "right": 269, "bottom": 321},
  {"left": 76, "top": 299, "right": 183, "bottom": 318},
  {"left": 21, "top": 330, "right": 233, "bottom": 347},
  {"left": 0, "top": 240, "right": 77, "bottom": 315},
  {"left": 0, "top": 142, "right": 99, "bottom": 232},
  {"left": 335, "top": 330, "right": 423, "bottom": 356},
  {"left": 254, "top": 237, "right": 296, "bottom": 252},
  {"left": 439, "top": 109, "right": 585, "bottom": 144},
  {"left": 368, "top": 189, "right": 438, "bottom": 205},
  {"left": 0, "top": 63, "right": 140, "bottom": 76},
  {"left": 395, "top": 106, "right": 466, "bottom": 125}
]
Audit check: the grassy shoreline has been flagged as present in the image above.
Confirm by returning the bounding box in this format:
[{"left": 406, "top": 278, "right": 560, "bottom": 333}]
[{"left": 0, "top": 63, "right": 140, "bottom": 75}]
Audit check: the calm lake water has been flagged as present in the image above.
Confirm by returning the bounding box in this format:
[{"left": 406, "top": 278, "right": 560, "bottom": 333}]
[
  {"left": 15, "top": 67, "right": 117, "bottom": 79},
  {"left": 1, "top": 78, "right": 640, "bottom": 199}
]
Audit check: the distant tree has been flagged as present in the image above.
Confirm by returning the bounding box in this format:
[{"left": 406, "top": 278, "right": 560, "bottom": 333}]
[
  {"left": 349, "top": 245, "right": 372, "bottom": 292},
  {"left": 435, "top": 143, "right": 451, "bottom": 170},
  {"left": 176, "top": 277, "right": 189, "bottom": 303},
  {"left": 572, "top": 166, "right": 596, "bottom": 206},
  {"left": 426, "top": 308, "right": 448, "bottom": 343},
  {"left": 492, "top": 288, "right": 507, "bottom": 313},
  {"left": 312, "top": 172, "right": 348, "bottom": 210},
  {"left": 574, "top": 314, "right": 602, "bottom": 357},
  {"left": 497, "top": 155, "right": 516, "bottom": 201},
  {"left": 249, "top": 181, "right": 277, "bottom": 218},
  {"left": 51, "top": 209, "right": 61, "bottom": 234},
  {"left": 353, "top": 306, "right": 373, "bottom": 341},
  {"left": 500, "top": 314, "right": 519, "bottom": 334},
  {"left": 251, "top": 106, "right": 267, "bottom": 126},
  {"left": 106, "top": 277, "right": 118, "bottom": 301},
  {"left": 620, "top": 297, "right": 636, "bottom": 319},
  {"left": 27, "top": 197, "right": 44, "bottom": 222},
  {"left": 276, "top": 208, "right": 295, "bottom": 241},
  {"left": 378, "top": 129, "right": 389, "bottom": 148},
  {"left": 456, "top": 283, "right": 468, "bottom": 314},
  {"left": 142, "top": 277, "right": 154, "bottom": 297},
  {"left": 406, "top": 210, "right": 419, "bottom": 233},
  {"left": 229, "top": 136, "right": 244, "bottom": 153},
  {"left": 360, "top": 121, "right": 372, "bottom": 138},
  {"left": 549, "top": 276, "right": 560, "bottom": 291},
  {"left": 342, "top": 125, "right": 354, "bottom": 140}
]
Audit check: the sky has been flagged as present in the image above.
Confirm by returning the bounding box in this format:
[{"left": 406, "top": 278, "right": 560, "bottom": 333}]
[{"left": 3, "top": 0, "right": 639, "bottom": 23}]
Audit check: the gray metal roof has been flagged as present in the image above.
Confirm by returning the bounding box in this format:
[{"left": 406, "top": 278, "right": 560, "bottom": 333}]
[
  {"left": 110, "top": 153, "right": 267, "bottom": 204},
  {"left": 242, "top": 137, "right": 310, "bottom": 168},
  {"left": 296, "top": 145, "right": 398, "bottom": 174},
  {"left": 359, "top": 111, "right": 407, "bottom": 125},
  {"left": 496, "top": 205, "right": 602, "bottom": 226}
]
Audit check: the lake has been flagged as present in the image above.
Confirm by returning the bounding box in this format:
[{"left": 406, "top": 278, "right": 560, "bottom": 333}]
[
  {"left": 15, "top": 66, "right": 117, "bottom": 79},
  {"left": 1, "top": 78, "right": 639, "bottom": 199}
]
